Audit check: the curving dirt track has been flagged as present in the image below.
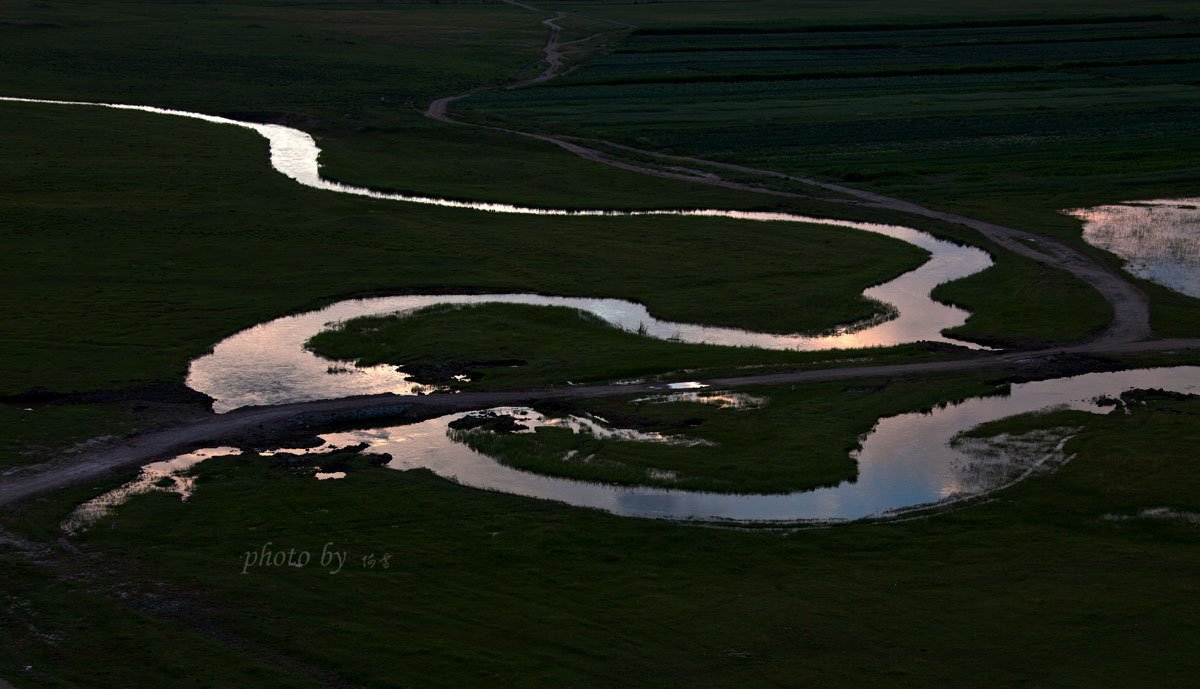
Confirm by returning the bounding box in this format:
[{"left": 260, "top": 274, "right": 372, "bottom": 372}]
[{"left": 426, "top": 2, "right": 586, "bottom": 120}]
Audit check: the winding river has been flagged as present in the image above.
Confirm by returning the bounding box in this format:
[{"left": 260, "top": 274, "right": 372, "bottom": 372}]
[
  {"left": 67, "top": 366, "right": 1200, "bottom": 528},
  {"left": 247, "top": 366, "right": 1200, "bottom": 521},
  {"left": 8, "top": 96, "right": 1195, "bottom": 525},
  {"left": 188, "top": 286, "right": 989, "bottom": 412},
  {"left": 1, "top": 95, "right": 992, "bottom": 411}
]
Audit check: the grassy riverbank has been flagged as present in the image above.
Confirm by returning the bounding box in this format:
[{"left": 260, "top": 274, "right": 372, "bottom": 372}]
[
  {"left": 0, "top": 103, "right": 928, "bottom": 397},
  {"left": 0, "top": 88, "right": 1116, "bottom": 425},
  {"left": 0, "top": 0, "right": 1137, "bottom": 353},
  {"left": 303, "top": 297, "right": 943, "bottom": 392},
  {"left": 450, "top": 376, "right": 997, "bottom": 492},
  {"left": 0, "top": 0, "right": 744, "bottom": 212},
  {"left": 0, "top": 0, "right": 1160, "bottom": 479},
  {"left": 3, "top": 373, "right": 1199, "bottom": 687},
  {"left": 0, "top": 102, "right": 936, "bottom": 467},
  {"left": 5, "top": 77, "right": 1113, "bottom": 471}
]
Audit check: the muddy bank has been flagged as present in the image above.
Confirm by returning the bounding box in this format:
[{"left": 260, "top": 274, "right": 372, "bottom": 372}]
[
  {"left": 448, "top": 411, "right": 528, "bottom": 434},
  {"left": 985, "top": 353, "right": 1123, "bottom": 385},
  {"left": 949, "top": 333, "right": 1062, "bottom": 352}
]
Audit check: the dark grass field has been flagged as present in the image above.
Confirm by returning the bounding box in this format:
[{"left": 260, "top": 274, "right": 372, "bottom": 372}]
[
  {"left": 0, "top": 79, "right": 1113, "bottom": 466},
  {"left": 540, "top": 0, "right": 1200, "bottom": 27},
  {"left": 2, "top": 1, "right": 1200, "bottom": 686},
  {"left": 0, "top": 0, "right": 1139, "bottom": 374},
  {"left": 3, "top": 377, "right": 1199, "bottom": 687},
  {"left": 0, "top": 0, "right": 545, "bottom": 110},
  {"left": 465, "top": 14, "right": 1200, "bottom": 222}
]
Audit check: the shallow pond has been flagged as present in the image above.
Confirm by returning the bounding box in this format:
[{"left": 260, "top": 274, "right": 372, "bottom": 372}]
[
  {"left": 71, "top": 367, "right": 1200, "bottom": 528},
  {"left": 1071, "top": 198, "right": 1200, "bottom": 298}
]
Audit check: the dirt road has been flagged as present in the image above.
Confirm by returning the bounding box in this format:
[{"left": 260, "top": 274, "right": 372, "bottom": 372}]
[{"left": 4, "top": 337, "right": 1198, "bottom": 508}]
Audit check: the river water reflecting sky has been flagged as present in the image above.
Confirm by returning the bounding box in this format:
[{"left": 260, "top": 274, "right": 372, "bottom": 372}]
[{"left": 72, "top": 367, "right": 1200, "bottom": 527}]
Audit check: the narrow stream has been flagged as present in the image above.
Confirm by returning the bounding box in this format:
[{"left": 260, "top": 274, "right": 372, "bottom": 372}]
[
  {"left": 67, "top": 367, "right": 1200, "bottom": 528},
  {"left": 188, "top": 286, "right": 987, "bottom": 412},
  {"left": 1, "top": 96, "right": 992, "bottom": 412}
]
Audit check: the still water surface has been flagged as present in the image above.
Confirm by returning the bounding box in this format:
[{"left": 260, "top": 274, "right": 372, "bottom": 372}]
[
  {"left": 70, "top": 367, "right": 1200, "bottom": 528},
  {"left": 0, "top": 96, "right": 991, "bottom": 411},
  {"left": 188, "top": 288, "right": 988, "bottom": 413},
  {"left": 1072, "top": 198, "right": 1200, "bottom": 298}
]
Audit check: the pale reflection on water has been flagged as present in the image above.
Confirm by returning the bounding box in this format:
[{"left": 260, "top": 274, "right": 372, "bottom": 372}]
[
  {"left": 632, "top": 390, "right": 767, "bottom": 409},
  {"left": 62, "top": 447, "right": 239, "bottom": 534},
  {"left": 1071, "top": 198, "right": 1200, "bottom": 298},
  {"left": 188, "top": 281, "right": 988, "bottom": 413},
  {"left": 0, "top": 97, "right": 990, "bottom": 412},
  {"left": 77, "top": 368, "right": 1200, "bottom": 525},
  {"left": 340, "top": 367, "right": 1200, "bottom": 521},
  {"left": 948, "top": 429, "right": 1078, "bottom": 495}
]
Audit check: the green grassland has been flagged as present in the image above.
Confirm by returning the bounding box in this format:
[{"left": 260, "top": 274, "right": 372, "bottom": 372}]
[
  {"left": 3, "top": 377, "right": 1199, "bottom": 687},
  {"left": 0, "top": 0, "right": 546, "bottom": 111},
  {"left": 0, "top": 0, "right": 1162, "bottom": 341},
  {"left": 0, "top": 406, "right": 135, "bottom": 468},
  {"left": 465, "top": 13, "right": 1200, "bottom": 230},
  {"left": 539, "top": 1, "right": 1200, "bottom": 28},
  {"left": 933, "top": 249, "right": 1113, "bottom": 347},
  {"left": 0, "top": 97, "right": 1116, "bottom": 418},
  {"left": 0, "top": 0, "right": 1115, "bottom": 475},
  {"left": 0, "top": 0, "right": 748, "bottom": 211},
  {"left": 0, "top": 96, "right": 1112, "bottom": 415},
  {"left": 313, "top": 110, "right": 774, "bottom": 210},
  {"left": 462, "top": 9, "right": 1200, "bottom": 336},
  {"left": 0, "top": 0, "right": 1170, "bottom": 478}
]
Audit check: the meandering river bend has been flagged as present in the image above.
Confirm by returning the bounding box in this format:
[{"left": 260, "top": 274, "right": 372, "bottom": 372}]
[
  {"left": 68, "top": 366, "right": 1200, "bottom": 527},
  {"left": 1, "top": 95, "right": 993, "bottom": 412},
  {"left": 4, "top": 96, "right": 1195, "bottom": 525}
]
